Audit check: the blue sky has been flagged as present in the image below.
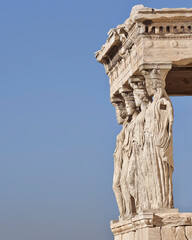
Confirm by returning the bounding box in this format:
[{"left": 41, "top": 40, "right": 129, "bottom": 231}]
[{"left": 0, "top": 1, "right": 192, "bottom": 240}]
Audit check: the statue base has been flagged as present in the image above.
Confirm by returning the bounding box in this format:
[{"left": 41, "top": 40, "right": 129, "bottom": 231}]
[{"left": 111, "top": 211, "right": 192, "bottom": 240}]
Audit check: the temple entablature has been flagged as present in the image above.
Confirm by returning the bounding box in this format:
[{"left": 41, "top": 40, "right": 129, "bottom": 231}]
[{"left": 95, "top": 5, "right": 192, "bottom": 98}]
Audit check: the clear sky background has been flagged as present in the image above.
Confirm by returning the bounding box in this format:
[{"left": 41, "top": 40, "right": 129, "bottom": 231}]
[{"left": 0, "top": 1, "right": 192, "bottom": 240}]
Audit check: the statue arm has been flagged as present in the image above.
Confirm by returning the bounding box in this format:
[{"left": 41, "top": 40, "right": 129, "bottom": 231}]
[{"left": 162, "top": 101, "right": 173, "bottom": 152}]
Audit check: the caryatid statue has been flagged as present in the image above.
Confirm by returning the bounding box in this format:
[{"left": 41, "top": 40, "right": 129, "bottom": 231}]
[
  {"left": 111, "top": 96, "right": 127, "bottom": 219},
  {"left": 119, "top": 89, "right": 138, "bottom": 218},
  {"left": 127, "top": 77, "right": 151, "bottom": 213},
  {"left": 111, "top": 90, "right": 138, "bottom": 220},
  {"left": 141, "top": 68, "right": 174, "bottom": 210}
]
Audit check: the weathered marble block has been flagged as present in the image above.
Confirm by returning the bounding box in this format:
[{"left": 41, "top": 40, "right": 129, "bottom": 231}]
[{"left": 111, "top": 213, "right": 192, "bottom": 240}]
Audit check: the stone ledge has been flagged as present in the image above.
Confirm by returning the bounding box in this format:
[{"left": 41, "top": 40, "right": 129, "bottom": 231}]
[{"left": 111, "top": 212, "right": 192, "bottom": 235}]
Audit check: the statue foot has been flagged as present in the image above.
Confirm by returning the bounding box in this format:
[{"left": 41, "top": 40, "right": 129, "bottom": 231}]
[
  {"left": 119, "top": 213, "right": 135, "bottom": 221},
  {"left": 118, "top": 214, "right": 124, "bottom": 221}
]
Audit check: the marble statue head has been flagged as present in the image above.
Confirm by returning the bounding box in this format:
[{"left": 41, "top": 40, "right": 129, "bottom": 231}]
[
  {"left": 120, "top": 91, "right": 136, "bottom": 117},
  {"left": 142, "top": 69, "right": 166, "bottom": 97},
  {"left": 129, "top": 76, "right": 149, "bottom": 107},
  {"left": 134, "top": 89, "right": 149, "bottom": 107},
  {"left": 111, "top": 96, "right": 127, "bottom": 125}
]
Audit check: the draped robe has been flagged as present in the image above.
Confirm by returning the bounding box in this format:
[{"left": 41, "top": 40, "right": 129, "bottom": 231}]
[{"left": 143, "top": 96, "right": 174, "bottom": 209}]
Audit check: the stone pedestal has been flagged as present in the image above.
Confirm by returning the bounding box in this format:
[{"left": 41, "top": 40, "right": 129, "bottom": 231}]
[{"left": 111, "top": 212, "right": 192, "bottom": 240}]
